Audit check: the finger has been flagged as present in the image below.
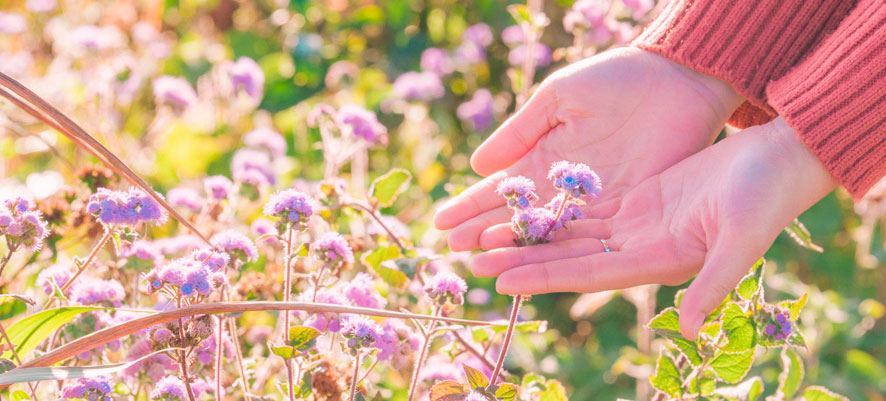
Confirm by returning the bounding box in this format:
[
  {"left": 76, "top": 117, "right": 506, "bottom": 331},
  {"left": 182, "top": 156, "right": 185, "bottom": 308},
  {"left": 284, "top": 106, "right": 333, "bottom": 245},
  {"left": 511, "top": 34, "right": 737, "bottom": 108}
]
[
  {"left": 471, "top": 237, "right": 609, "bottom": 277},
  {"left": 447, "top": 206, "right": 512, "bottom": 252},
  {"left": 470, "top": 79, "right": 560, "bottom": 176},
  {"left": 478, "top": 218, "right": 612, "bottom": 250},
  {"left": 433, "top": 171, "right": 508, "bottom": 230},
  {"left": 678, "top": 237, "right": 764, "bottom": 341},
  {"left": 495, "top": 251, "right": 654, "bottom": 295}
]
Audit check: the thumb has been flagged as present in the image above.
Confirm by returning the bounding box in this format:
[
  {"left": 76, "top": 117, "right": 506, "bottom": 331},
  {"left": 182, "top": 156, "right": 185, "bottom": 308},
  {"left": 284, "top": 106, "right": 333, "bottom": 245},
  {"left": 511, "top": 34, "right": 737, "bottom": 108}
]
[
  {"left": 470, "top": 78, "right": 560, "bottom": 176},
  {"left": 678, "top": 235, "right": 763, "bottom": 341}
]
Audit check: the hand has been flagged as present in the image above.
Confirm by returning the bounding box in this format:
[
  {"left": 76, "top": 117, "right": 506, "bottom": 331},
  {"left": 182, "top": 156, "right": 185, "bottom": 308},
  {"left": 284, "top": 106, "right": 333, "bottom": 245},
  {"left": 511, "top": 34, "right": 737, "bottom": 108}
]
[
  {"left": 433, "top": 47, "right": 744, "bottom": 251},
  {"left": 470, "top": 117, "right": 837, "bottom": 340}
]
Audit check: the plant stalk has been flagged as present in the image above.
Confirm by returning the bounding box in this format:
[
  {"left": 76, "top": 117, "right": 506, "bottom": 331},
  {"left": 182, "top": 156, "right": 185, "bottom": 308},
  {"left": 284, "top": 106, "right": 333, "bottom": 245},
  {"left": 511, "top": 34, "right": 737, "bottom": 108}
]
[
  {"left": 349, "top": 351, "right": 362, "bottom": 401},
  {"left": 406, "top": 307, "right": 441, "bottom": 401},
  {"left": 488, "top": 295, "right": 522, "bottom": 389},
  {"left": 44, "top": 229, "right": 112, "bottom": 310}
]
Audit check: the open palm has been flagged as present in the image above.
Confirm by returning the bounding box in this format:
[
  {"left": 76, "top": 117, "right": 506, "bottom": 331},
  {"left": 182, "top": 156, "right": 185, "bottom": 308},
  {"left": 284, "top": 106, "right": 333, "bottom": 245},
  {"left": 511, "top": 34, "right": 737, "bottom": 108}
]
[
  {"left": 469, "top": 119, "right": 836, "bottom": 339},
  {"left": 434, "top": 47, "right": 742, "bottom": 251}
]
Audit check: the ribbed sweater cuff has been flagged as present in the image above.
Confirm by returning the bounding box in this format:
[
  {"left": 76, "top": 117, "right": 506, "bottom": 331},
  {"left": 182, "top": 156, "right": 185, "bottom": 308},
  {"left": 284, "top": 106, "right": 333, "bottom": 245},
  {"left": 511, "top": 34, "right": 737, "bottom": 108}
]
[
  {"left": 768, "top": 0, "right": 886, "bottom": 199},
  {"left": 632, "top": 0, "right": 853, "bottom": 129}
]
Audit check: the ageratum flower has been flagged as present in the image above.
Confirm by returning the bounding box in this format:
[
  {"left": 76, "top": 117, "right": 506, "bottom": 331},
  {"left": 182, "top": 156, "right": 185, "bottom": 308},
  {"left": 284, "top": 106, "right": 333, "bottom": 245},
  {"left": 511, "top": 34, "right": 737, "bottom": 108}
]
[
  {"left": 548, "top": 161, "right": 602, "bottom": 199},
  {"left": 190, "top": 248, "right": 230, "bottom": 272},
  {"left": 392, "top": 71, "right": 444, "bottom": 102},
  {"left": 310, "top": 232, "right": 354, "bottom": 266},
  {"left": 420, "top": 48, "right": 453, "bottom": 76},
  {"left": 144, "top": 256, "right": 225, "bottom": 297},
  {"left": 121, "top": 239, "right": 165, "bottom": 267},
  {"left": 264, "top": 188, "right": 315, "bottom": 230},
  {"left": 0, "top": 196, "right": 49, "bottom": 251},
  {"left": 60, "top": 375, "right": 113, "bottom": 400},
  {"left": 341, "top": 315, "right": 382, "bottom": 351},
  {"left": 495, "top": 176, "right": 538, "bottom": 210},
  {"left": 250, "top": 218, "right": 276, "bottom": 239},
  {"left": 563, "top": 0, "right": 606, "bottom": 33},
  {"left": 227, "top": 57, "right": 264, "bottom": 103},
  {"left": 36, "top": 263, "right": 73, "bottom": 294},
  {"left": 150, "top": 375, "right": 187, "bottom": 400},
  {"left": 375, "top": 319, "right": 420, "bottom": 369},
  {"left": 501, "top": 25, "right": 524, "bottom": 46},
  {"left": 69, "top": 277, "right": 125, "bottom": 306},
  {"left": 764, "top": 312, "right": 794, "bottom": 341},
  {"left": 457, "top": 89, "right": 494, "bottom": 131},
  {"left": 210, "top": 230, "right": 258, "bottom": 263},
  {"left": 167, "top": 187, "right": 202, "bottom": 213},
  {"left": 545, "top": 193, "right": 584, "bottom": 231},
  {"left": 301, "top": 287, "right": 347, "bottom": 332},
  {"left": 231, "top": 148, "right": 275, "bottom": 186},
  {"left": 86, "top": 187, "right": 168, "bottom": 227},
  {"left": 244, "top": 127, "right": 287, "bottom": 159},
  {"left": 123, "top": 340, "right": 177, "bottom": 382},
  {"left": 203, "top": 175, "right": 233, "bottom": 200},
  {"left": 424, "top": 271, "right": 468, "bottom": 305},
  {"left": 337, "top": 104, "right": 388, "bottom": 145},
  {"left": 462, "top": 23, "right": 494, "bottom": 48},
  {"left": 511, "top": 207, "right": 557, "bottom": 245},
  {"left": 508, "top": 43, "right": 553, "bottom": 68},
  {"left": 152, "top": 75, "right": 197, "bottom": 111},
  {"left": 341, "top": 273, "right": 387, "bottom": 309}
]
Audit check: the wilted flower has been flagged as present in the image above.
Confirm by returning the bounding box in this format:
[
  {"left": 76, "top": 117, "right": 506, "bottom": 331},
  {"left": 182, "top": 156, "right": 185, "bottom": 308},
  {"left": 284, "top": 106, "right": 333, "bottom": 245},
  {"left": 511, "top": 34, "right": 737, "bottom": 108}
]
[
  {"left": 152, "top": 76, "right": 197, "bottom": 111},
  {"left": 508, "top": 43, "right": 553, "bottom": 67},
  {"left": 421, "top": 48, "right": 454, "bottom": 76},
  {"left": 203, "top": 175, "right": 233, "bottom": 201},
  {"left": 424, "top": 271, "right": 468, "bottom": 305},
  {"left": 263, "top": 188, "right": 315, "bottom": 230},
  {"left": 548, "top": 161, "right": 602, "bottom": 198},
  {"left": 227, "top": 57, "right": 265, "bottom": 103},
  {"left": 210, "top": 230, "right": 258, "bottom": 263},
  {"left": 311, "top": 232, "right": 354, "bottom": 266},
  {"left": 496, "top": 176, "right": 538, "bottom": 210},
  {"left": 341, "top": 315, "right": 381, "bottom": 351},
  {"left": 150, "top": 375, "right": 187, "bottom": 400},
  {"left": 337, "top": 104, "right": 388, "bottom": 145},
  {"left": 392, "top": 71, "right": 444, "bottom": 102},
  {"left": 167, "top": 187, "right": 202, "bottom": 213},
  {"left": 60, "top": 376, "right": 113, "bottom": 400},
  {"left": 457, "top": 89, "right": 494, "bottom": 131},
  {"left": 86, "top": 187, "right": 168, "bottom": 227},
  {"left": 244, "top": 127, "right": 287, "bottom": 159}
]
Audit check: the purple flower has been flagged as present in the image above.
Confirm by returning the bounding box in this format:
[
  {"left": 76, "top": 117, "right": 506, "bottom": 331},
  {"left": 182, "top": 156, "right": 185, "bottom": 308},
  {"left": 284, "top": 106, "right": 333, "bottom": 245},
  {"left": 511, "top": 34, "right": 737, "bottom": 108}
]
[
  {"left": 424, "top": 271, "right": 468, "bottom": 305},
  {"left": 548, "top": 161, "right": 602, "bottom": 198},
  {"left": 341, "top": 273, "right": 387, "bottom": 309},
  {"left": 203, "top": 175, "right": 233, "bottom": 201},
  {"left": 501, "top": 25, "right": 524, "bottom": 46},
  {"left": 453, "top": 43, "right": 487, "bottom": 67},
  {"left": 263, "top": 188, "right": 315, "bottom": 229},
  {"left": 244, "top": 127, "right": 287, "bottom": 159},
  {"left": 496, "top": 176, "right": 538, "bottom": 210},
  {"left": 0, "top": 12, "right": 26, "bottom": 35},
  {"left": 563, "top": 0, "right": 606, "bottom": 33},
  {"left": 69, "top": 277, "right": 125, "bottom": 306},
  {"left": 227, "top": 57, "right": 264, "bottom": 103},
  {"left": 250, "top": 218, "right": 276, "bottom": 238},
  {"left": 392, "top": 71, "right": 444, "bottom": 102},
  {"left": 512, "top": 207, "right": 557, "bottom": 245},
  {"left": 190, "top": 248, "right": 230, "bottom": 272},
  {"left": 337, "top": 105, "right": 388, "bottom": 145},
  {"left": 60, "top": 375, "right": 113, "bottom": 400},
  {"left": 341, "top": 315, "right": 382, "bottom": 350},
  {"left": 167, "top": 187, "right": 202, "bottom": 213},
  {"left": 462, "top": 23, "right": 494, "bottom": 48},
  {"left": 210, "top": 230, "right": 258, "bottom": 263},
  {"left": 26, "top": 0, "right": 57, "bottom": 13},
  {"left": 376, "top": 320, "right": 420, "bottom": 369},
  {"left": 145, "top": 257, "right": 224, "bottom": 297},
  {"left": 37, "top": 263, "right": 73, "bottom": 295},
  {"left": 466, "top": 288, "right": 491, "bottom": 305},
  {"left": 421, "top": 48, "right": 454, "bottom": 76},
  {"left": 310, "top": 232, "right": 354, "bottom": 266},
  {"left": 123, "top": 340, "right": 176, "bottom": 382},
  {"left": 86, "top": 187, "right": 169, "bottom": 226},
  {"left": 153, "top": 76, "right": 197, "bottom": 111},
  {"left": 0, "top": 197, "right": 49, "bottom": 251},
  {"left": 766, "top": 312, "right": 793, "bottom": 341},
  {"left": 301, "top": 287, "right": 347, "bottom": 332},
  {"left": 545, "top": 193, "right": 584, "bottom": 231},
  {"left": 508, "top": 43, "right": 553, "bottom": 67},
  {"left": 457, "top": 89, "right": 494, "bottom": 131},
  {"left": 232, "top": 148, "right": 275, "bottom": 187},
  {"left": 150, "top": 375, "right": 186, "bottom": 400}
]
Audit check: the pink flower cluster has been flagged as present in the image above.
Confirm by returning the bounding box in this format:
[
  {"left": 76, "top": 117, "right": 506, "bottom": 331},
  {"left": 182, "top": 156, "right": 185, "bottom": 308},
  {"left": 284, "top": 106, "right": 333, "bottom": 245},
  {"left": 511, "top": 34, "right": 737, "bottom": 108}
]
[
  {"left": 548, "top": 161, "right": 602, "bottom": 198},
  {"left": 60, "top": 376, "right": 113, "bottom": 401},
  {"left": 203, "top": 175, "right": 233, "bottom": 200},
  {"left": 86, "top": 187, "right": 168, "bottom": 227},
  {"left": 210, "top": 230, "right": 258, "bottom": 263},
  {"left": 150, "top": 375, "right": 187, "bottom": 400},
  {"left": 69, "top": 277, "right": 125, "bottom": 306},
  {"left": 144, "top": 248, "right": 229, "bottom": 297},
  {"left": 310, "top": 232, "right": 354, "bottom": 266},
  {"left": 0, "top": 196, "right": 49, "bottom": 251},
  {"left": 375, "top": 319, "right": 420, "bottom": 369},
  {"left": 337, "top": 104, "right": 388, "bottom": 145},
  {"left": 424, "top": 271, "right": 468, "bottom": 305},
  {"left": 341, "top": 315, "right": 382, "bottom": 351},
  {"left": 244, "top": 127, "right": 287, "bottom": 159},
  {"left": 264, "top": 188, "right": 315, "bottom": 230}
]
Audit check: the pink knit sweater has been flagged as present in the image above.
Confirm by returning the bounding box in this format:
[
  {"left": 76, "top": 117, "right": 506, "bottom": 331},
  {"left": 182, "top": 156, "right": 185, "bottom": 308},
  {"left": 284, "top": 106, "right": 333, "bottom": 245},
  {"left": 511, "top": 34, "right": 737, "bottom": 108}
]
[{"left": 633, "top": 0, "right": 886, "bottom": 198}]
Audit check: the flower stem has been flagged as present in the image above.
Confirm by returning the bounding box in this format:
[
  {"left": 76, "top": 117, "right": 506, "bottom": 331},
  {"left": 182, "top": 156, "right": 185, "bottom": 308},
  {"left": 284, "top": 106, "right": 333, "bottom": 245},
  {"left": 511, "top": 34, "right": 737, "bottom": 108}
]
[
  {"left": 349, "top": 351, "right": 362, "bottom": 401},
  {"left": 176, "top": 298, "right": 198, "bottom": 401},
  {"left": 44, "top": 229, "right": 112, "bottom": 310},
  {"left": 0, "top": 321, "right": 40, "bottom": 401},
  {"left": 488, "top": 295, "right": 523, "bottom": 389},
  {"left": 406, "top": 307, "right": 440, "bottom": 401},
  {"left": 215, "top": 315, "right": 224, "bottom": 401},
  {"left": 0, "top": 246, "right": 18, "bottom": 279},
  {"left": 283, "top": 225, "right": 296, "bottom": 401},
  {"left": 341, "top": 200, "right": 406, "bottom": 252},
  {"left": 227, "top": 318, "right": 250, "bottom": 396}
]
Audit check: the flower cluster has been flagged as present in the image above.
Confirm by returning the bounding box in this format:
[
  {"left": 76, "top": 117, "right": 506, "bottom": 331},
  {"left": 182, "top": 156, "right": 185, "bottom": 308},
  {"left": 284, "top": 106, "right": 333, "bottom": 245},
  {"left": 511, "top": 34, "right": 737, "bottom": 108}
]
[
  {"left": 264, "top": 188, "right": 315, "bottom": 231},
  {"left": 166, "top": 187, "right": 202, "bottom": 213},
  {"left": 337, "top": 104, "right": 388, "bottom": 145},
  {"left": 0, "top": 196, "right": 49, "bottom": 251},
  {"left": 150, "top": 375, "right": 187, "bottom": 400},
  {"left": 210, "top": 230, "right": 258, "bottom": 264},
  {"left": 69, "top": 277, "right": 125, "bottom": 306},
  {"left": 457, "top": 89, "right": 494, "bottom": 132},
  {"left": 144, "top": 249, "right": 228, "bottom": 297},
  {"left": 86, "top": 187, "right": 168, "bottom": 227},
  {"left": 231, "top": 148, "right": 276, "bottom": 188},
  {"left": 764, "top": 312, "right": 793, "bottom": 341},
  {"left": 548, "top": 161, "right": 602, "bottom": 198},
  {"left": 226, "top": 57, "right": 265, "bottom": 104},
  {"left": 375, "top": 320, "right": 420, "bottom": 369},
  {"left": 310, "top": 232, "right": 354, "bottom": 266},
  {"left": 37, "top": 263, "right": 73, "bottom": 294},
  {"left": 392, "top": 71, "right": 445, "bottom": 102},
  {"left": 496, "top": 176, "right": 538, "bottom": 210},
  {"left": 203, "top": 175, "right": 233, "bottom": 200},
  {"left": 424, "top": 271, "right": 468, "bottom": 306},
  {"left": 152, "top": 75, "right": 197, "bottom": 111},
  {"left": 341, "top": 315, "right": 381, "bottom": 352},
  {"left": 60, "top": 376, "right": 113, "bottom": 401},
  {"left": 244, "top": 127, "right": 287, "bottom": 159}
]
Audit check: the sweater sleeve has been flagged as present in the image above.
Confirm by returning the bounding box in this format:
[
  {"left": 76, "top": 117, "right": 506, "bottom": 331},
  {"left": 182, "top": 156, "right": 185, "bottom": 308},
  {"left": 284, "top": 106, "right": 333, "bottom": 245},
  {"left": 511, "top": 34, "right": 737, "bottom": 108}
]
[
  {"left": 768, "top": 0, "right": 886, "bottom": 199},
  {"left": 631, "top": 0, "right": 855, "bottom": 129}
]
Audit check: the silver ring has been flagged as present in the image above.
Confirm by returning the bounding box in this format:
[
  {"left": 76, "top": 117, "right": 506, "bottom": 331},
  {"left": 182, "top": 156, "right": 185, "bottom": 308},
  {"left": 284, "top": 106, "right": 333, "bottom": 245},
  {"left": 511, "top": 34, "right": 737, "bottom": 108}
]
[{"left": 600, "top": 238, "right": 611, "bottom": 253}]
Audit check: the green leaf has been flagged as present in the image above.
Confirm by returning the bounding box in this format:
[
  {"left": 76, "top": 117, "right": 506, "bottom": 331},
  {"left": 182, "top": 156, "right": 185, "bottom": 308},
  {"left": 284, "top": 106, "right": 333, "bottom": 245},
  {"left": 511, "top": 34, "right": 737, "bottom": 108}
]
[
  {"left": 288, "top": 326, "right": 321, "bottom": 351},
  {"left": 672, "top": 337, "right": 703, "bottom": 367},
  {"left": 539, "top": 379, "right": 568, "bottom": 401},
  {"left": 9, "top": 390, "right": 31, "bottom": 401},
  {"left": 375, "top": 262, "right": 409, "bottom": 290},
  {"left": 269, "top": 344, "right": 294, "bottom": 359},
  {"left": 735, "top": 259, "right": 764, "bottom": 301},
  {"left": 650, "top": 354, "right": 683, "bottom": 398},
  {"left": 783, "top": 218, "right": 823, "bottom": 253},
  {"left": 471, "top": 328, "right": 490, "bottom": 344},
  {"left": 845, "top": 349, "right": 886, "bottom": 388},
  {"left": 369, "top": 168, "right": 411, "bottom": 207},
  {"left": 1, "top": 307, "right": 100, "bottom": 360},
  {"left": 801, "top": 386, "right": 849, "bottom": 401},
  {"left": 0, "top": 349, "right": 173, "bottom": 385},
  {"left": 428, "top": 380, "right": 469, "bottom": 401},
  {"left": 506, "top": 4, "right": 530, "bottom": 23},
  {"left": 779, "top": 293, "right": 808, "bottom": 321},
  {"left": 674, "top": 289, "right": 686, "bottom": 309},
  {"left": 777, "top": 348, "right": 804, "bottom": 399},
  {"left": 0, "top": 297, "right": 27, "bottom": 321},
  {"left": 648, "top": 307, "right": 682, "bottom": 339},
  {"left": 495, "top": 383, "right": 519, "bottom": 401},
  {"left": 361, "top": 245, "right": 402, "bottom": 271},
  {"left": 521, "top": 373, "right": 546, "bottom": 391},
  {"left": 298, "top": 372, "right": 312, "bottom": 398},
  {"left": 713, "top": 376, "right": 764, "bottom": 401},
  {"left": 462, "top": 364, "right": 489, "bottom": 390},
  {"left": 710, "top": 350, "right": 754, "bottom": 384},
  {"left": 392, "top": 255, "right": 438, "bottom": 279},
  {"left": 720, "top": 303, "right": 756, "bottom": 353}
]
